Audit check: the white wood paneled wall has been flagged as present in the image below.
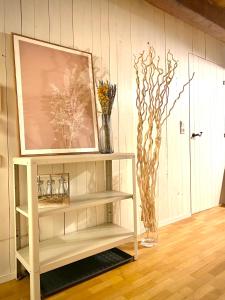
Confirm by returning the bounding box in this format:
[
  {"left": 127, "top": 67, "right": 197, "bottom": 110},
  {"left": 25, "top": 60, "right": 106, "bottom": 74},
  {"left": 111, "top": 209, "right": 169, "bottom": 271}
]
[{"left": 0, "top": 0, "right": 225, "bottom": 282}]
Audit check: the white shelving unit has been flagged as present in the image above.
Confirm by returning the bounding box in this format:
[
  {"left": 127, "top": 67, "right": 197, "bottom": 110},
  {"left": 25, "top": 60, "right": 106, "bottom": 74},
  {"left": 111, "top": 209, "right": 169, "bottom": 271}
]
[{"left": 13, "top": 153, "right": 138, "bottom": 300}]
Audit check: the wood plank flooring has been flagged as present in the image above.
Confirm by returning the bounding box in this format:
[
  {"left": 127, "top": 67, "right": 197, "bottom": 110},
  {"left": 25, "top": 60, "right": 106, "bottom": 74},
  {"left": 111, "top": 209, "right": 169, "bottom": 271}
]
[{"left": 1, "top": 206, "right": 225, "bottom": 300}]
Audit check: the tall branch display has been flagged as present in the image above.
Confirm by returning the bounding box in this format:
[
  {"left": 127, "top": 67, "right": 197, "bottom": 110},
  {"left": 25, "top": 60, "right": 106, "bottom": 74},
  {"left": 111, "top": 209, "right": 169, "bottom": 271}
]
[{"left": 134, "top": 46, "right": 194, "bottom": 247}]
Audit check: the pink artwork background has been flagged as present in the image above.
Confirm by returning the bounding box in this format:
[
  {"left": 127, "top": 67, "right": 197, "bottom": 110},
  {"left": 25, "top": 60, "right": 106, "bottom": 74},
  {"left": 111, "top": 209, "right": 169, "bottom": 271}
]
[{"left": 19, "top": 40, "right": 96, "bottom": 150}]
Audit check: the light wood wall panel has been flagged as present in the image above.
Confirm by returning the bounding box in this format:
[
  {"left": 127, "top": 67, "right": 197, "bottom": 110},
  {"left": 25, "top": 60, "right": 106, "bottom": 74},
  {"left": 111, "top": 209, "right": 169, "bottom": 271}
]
[
  {"left": 0, "top": 0, "right": 9, "bottom": 243},
  {"left": 0, "top": 0, "right": 11, "bottom": 280},
  {"left": 21, "top": 0, "right": 35, "bottom": 37},
  {"left": 108, "top": 0, "right": 122, "bottom": 226},
  {"left": 4, "top": 0, "right": 22, "bottom": 278},
  {"left": 116, "top": 0, "right": 133, "bottom": 230},
  {"left": 0, "top": 0, "right": 225, "bottom": 281},
  {"left": 164, "top": 14, "right": 192, "bottom": 225}
]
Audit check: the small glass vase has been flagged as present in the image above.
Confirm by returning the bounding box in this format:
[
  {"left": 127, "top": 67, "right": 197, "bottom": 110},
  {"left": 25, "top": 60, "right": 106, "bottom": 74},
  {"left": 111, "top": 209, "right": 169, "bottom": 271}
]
[
  {"left": 99, "top": 114, "right": 114, "bottom": 154},
  {"left": 141, "top": 227, "right": 158, "bottom": 248}
]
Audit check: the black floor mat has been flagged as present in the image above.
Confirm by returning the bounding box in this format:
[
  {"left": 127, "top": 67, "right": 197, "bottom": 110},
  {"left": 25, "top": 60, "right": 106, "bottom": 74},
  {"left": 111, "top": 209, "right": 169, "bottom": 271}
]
[{"left": 40, "top": 248, "right": 134, "bottom": 298}]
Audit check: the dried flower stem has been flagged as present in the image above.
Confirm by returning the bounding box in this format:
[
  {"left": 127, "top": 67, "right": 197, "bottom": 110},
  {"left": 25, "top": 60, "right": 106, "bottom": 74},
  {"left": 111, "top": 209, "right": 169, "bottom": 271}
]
[{"left": 97, "top": 80, "right": 116, "bottom": 115}]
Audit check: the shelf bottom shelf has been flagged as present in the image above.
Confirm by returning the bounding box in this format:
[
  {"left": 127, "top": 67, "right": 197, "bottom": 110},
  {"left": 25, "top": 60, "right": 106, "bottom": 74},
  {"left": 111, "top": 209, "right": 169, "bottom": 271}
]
[
  {"left": 40, "top": 247, "right": 134, "bottom": 298},
  {"left": 16, "top": 223, "right": 134, "bottom": 274}
]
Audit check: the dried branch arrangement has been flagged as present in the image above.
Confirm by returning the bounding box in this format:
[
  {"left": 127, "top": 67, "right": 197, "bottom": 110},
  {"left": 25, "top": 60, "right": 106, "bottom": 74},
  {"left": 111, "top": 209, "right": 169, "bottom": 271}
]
[{"left": 134, "top": 45, "right": 194, "bottom": 238}]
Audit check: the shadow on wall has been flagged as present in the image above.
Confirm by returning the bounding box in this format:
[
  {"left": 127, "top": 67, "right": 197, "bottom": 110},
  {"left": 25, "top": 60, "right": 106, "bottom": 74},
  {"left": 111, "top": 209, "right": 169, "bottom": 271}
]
[{"left": 219, "top": 169, "right": 225, "bottom": 205}]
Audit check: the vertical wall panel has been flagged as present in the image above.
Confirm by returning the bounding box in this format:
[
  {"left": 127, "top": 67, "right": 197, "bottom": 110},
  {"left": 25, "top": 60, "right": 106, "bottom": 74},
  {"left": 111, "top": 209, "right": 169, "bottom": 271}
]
[
  {"left": 116, "top": 0, "right": 133, "bottom": 230},
  {"left": 94, "top": 0, "right": 108, "bottom": 224},
  {"left": 164, "top": 14, "right": 192, "bottom": 224},
  {"left": 150, "top": 7, "right": 167, "bottom": 228},
  {"left": 92, "top": 0, "right": 102, "bottom": 82},
  {"left": 49, "top": 0, "right": 60, "bottom": 44},
  {"left": 0, "top": 0, "right": 10, "bottom": 279},
  {"left": 21, "top": 0, "right": 35, "bottom": 37},
  {"left": 19, "top": 0, "right": 35, "bottom": 245},
  {"left": 73, "top": 0, "right": 92, "bottom": 52},
  {"left": 0, "top": 0, "right": 9, "bottom": 242},
  {"left": 4, "top": 0, "right": 22, "bottom": 275},
  {"left": 109, "top": 0, "right": 120, "bottom": 225},
  {"left": 91, "top": 0, "right": 108, "bottom": 226},
  {"left": 60, "top": 0, "right": 73, "bottom": 47},
  {"left": 34, "top": 0, "right": 49, "bottom": 40}
]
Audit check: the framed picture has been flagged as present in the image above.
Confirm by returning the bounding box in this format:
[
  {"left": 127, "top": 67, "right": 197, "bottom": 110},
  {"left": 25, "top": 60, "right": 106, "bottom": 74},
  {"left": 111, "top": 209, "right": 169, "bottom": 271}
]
[{"left": 13, "top": 34, "right": 99, "bottom": 155}]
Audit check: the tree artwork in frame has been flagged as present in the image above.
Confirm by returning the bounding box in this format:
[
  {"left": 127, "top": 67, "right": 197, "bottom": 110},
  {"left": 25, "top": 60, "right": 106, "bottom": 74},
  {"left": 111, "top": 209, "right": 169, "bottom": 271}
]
[{"left": 13, "top": 34, "right": 99, "bottom": 155}]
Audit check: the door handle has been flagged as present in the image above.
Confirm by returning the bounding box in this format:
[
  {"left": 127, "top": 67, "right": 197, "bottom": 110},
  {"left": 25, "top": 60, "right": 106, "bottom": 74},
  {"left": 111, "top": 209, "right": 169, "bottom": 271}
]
[{"left": 191, "top": 132, "right": 203, "bottom": 138}]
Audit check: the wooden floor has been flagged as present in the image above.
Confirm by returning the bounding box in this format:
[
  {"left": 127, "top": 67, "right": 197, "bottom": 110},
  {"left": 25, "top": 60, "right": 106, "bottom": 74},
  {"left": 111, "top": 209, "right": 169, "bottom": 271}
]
[{"left": 1, "top": 206, "right": 225, "bottom": 300}]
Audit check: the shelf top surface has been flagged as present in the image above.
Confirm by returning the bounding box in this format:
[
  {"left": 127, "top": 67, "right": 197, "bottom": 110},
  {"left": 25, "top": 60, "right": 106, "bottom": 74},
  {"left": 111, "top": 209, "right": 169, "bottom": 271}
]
[{"left": 13, "top": 152, "right": 135, "bottom": 165}]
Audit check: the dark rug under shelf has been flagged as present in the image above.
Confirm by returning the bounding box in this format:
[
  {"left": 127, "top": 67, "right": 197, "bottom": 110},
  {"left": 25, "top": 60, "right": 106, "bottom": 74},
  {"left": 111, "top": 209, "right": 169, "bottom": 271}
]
[{"left": 40, "top": 248, "right": 134, "bottom": 298}]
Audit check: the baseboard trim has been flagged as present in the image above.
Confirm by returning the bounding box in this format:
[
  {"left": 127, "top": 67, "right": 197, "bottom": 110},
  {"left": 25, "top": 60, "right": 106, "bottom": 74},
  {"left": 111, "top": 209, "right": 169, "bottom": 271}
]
[
  {"left": 0, "top": 272, "right": 15, "bottom": 284},
  {"left": 139, "top": 212, "right": 192, "bottom": 234},
  {"left": 159, "top": 213, "right": 192, "bottom": 228}
]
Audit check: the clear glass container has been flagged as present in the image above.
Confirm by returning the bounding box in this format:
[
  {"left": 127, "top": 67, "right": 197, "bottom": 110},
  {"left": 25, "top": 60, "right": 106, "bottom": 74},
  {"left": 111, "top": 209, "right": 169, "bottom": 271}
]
[
  {"left": 63, "top": 178, "right": 69, "bottom": 195},
  {"left": 141, "top": 202, "right": 159, "bottom": 247},
  {"left": 58, "top": 176, "right": 65, "bottom": 195},
  {"left": 99, "top": 114, "right": 114, "bottom": 154},
  {"left": 37, "top": 177, "right": 44, "bottom": 198},
  {"left": 141, "top": 228, "right": 158, "bottom": 247},
  {"left": 46, "top": 177, "right": 55, "bottom": 196}
]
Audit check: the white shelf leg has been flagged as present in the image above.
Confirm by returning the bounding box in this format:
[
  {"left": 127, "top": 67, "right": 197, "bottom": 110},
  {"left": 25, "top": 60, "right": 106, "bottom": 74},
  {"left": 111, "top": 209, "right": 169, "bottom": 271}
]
[
  {"left": 13, "top": 164, "right": 23, "bottom": 279},
  {"left": 30, "top": 271, "right": 41, "bottom": 300},
  {"left": 132, "top": 157, "right": 138, "bottom": 260},
  {"left": 27, "top": 162, "right": 40, "bottom": 300}
]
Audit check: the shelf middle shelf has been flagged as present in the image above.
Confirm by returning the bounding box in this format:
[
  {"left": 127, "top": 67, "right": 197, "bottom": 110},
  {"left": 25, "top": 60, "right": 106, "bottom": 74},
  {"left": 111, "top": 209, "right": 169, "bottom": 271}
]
[
  {"left": 16, "top": 190, "right": 133, "bottom": 218},
  {"left": 16, "top": 223, "right": 134, "bottom": 274}
]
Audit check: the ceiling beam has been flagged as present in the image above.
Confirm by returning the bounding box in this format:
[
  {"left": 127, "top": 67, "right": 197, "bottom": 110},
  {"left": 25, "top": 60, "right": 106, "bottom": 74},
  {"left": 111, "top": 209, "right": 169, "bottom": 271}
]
[{"left": 146, "top": 0, "right": 225, "bottom": 43}]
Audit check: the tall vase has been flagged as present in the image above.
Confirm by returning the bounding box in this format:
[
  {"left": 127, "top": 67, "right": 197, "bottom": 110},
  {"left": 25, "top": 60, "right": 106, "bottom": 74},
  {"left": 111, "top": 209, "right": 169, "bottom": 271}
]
[
  {"left": 141, "top": 227, "right": 158, "bottom": 247},
  {"left": 141, "top": 200, "right": 158, "bottom": 247},
  {"left": 99, "top": 114, "right": 114, "bottom": 154}
]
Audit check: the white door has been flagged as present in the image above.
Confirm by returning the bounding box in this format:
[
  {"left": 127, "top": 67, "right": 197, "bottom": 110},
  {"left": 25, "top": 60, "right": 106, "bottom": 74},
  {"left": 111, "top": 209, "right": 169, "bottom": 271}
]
[{"left": 189, "top": 54, "right": 225, "bottom": 213}]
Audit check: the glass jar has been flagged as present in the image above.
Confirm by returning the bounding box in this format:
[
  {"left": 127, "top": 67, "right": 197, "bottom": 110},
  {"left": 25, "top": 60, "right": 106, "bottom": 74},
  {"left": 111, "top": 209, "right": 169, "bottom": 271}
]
[
  {"left": 46, "top": 178, "right": 55, "bottom": 196},
  {"left": 37, "top": 177, "right": 44, "bottom": 198},
  {"left": 58, "top": 176, "right": 65, "bottom": 196},
  {"left": 99, "top": 114, "right": 114, "bottom": 154}
]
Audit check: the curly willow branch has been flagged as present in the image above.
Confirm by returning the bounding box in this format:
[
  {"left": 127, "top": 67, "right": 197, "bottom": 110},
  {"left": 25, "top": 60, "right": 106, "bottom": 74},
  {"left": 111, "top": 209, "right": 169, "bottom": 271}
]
[{"left": 134, "top": 45, "right": 194, "bottom": 232}]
